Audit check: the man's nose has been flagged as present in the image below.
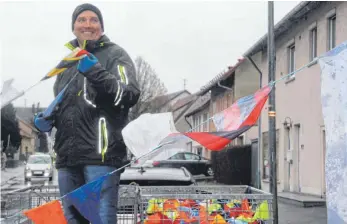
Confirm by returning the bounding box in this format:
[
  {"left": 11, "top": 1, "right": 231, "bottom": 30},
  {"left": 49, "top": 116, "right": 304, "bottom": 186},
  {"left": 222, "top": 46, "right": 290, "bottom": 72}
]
[{"left": 83, "top": 20, "right": 91, "bottom": 28}]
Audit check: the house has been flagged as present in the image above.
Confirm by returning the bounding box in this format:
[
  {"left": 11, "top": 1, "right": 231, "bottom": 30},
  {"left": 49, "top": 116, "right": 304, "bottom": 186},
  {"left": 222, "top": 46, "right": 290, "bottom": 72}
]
[
  {"left": 191, "top": 1, "right": 346, "bottom": 197},
  {"left": 183, "top": 92, "right": 211, "bottom": 159},
  {"left": 17, "top": 116, "right": 38, "bottom": 160},
  {"left": 15, "top": 104, "right": 56, "bottom": 157},
  {"left": 198, "top": 58, "right": 247, "bottom": 146},
  {"left": 236, "top": 1, "right": 347, "bottom": 197},
  {"left": 171, "top": 94, "right": 198, "bottom": 132},
  {"left": 151, "top": 90, "right": 191, "bottom": 113}
]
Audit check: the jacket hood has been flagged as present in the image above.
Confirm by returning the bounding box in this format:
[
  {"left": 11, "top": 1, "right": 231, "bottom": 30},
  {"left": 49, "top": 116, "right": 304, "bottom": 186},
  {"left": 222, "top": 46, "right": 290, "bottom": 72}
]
[{"left": 64, "top": 35, "right": 113, "bottom": 52}]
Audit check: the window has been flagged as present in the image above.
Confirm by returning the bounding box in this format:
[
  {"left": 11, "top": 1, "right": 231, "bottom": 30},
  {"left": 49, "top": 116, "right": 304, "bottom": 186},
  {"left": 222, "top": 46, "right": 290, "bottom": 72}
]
[
  {"left": 186, "top": 142, "right": 192, "bottom": 152},
  {"left": 193, "top": 116, "right": 198, "bottom": 131},
  {"left": 196, "top": 147, "right": 203, "bottom": 156},
  {"left": 328, "top": 15, "right": 336, "bottom": 50},
  {"left": 169, "top": 153, "right": 185, "bottom": 160},
  {"left": 288, "top": 44, "right": 295, "bottom": 76},
  {"left": 310, "top": 27, "right": 317, "bottom": 61},
  {"left": 262, "top": 130, "right": 279, "bottom": 179},
  {"left": 184, "top": 153, "right": 200, "bottom": 160},
  {"left": 236, "top": 135, "right": 244, "bottom": 146},
  {"left": 203, "top": 113, "right": 208, "bottom": 132}
]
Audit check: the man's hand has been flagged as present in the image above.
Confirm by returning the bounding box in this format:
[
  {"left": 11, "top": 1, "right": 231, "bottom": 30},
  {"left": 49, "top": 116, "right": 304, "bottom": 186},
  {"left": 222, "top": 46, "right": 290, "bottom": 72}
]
[
  {"left": 77, "top": 53, "right": 99, "bottom": 73},
  {"left": 34, "top": 112, "right": 54, "bottom": 132}
]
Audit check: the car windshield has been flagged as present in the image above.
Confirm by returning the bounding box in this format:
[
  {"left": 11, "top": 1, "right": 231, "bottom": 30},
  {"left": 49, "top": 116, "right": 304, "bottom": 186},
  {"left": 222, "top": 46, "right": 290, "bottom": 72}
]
[{"left": 28, "top": 156, "right": 51, "bottom": 164}]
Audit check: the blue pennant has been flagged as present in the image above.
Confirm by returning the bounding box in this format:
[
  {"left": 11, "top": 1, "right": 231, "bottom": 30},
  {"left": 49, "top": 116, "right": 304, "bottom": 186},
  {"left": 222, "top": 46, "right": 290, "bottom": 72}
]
[{"left": 66, "top": 175, "right": 107, "bottom": 224}]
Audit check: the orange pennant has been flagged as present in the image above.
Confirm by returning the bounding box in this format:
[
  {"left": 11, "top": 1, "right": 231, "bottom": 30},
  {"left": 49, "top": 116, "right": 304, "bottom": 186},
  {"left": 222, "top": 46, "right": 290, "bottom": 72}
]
[{"left": 23, "top": 200, "right": 67, "bottom": 224}]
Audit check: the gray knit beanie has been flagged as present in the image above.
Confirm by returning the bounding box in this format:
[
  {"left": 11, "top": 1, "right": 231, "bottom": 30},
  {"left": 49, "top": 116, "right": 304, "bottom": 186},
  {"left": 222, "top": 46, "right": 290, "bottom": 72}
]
[{"left": 72, "top": 3, "right": 104, "bottom": 31}]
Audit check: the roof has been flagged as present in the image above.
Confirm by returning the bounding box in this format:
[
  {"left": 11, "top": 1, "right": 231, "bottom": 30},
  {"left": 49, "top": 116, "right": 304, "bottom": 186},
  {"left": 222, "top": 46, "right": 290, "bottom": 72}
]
[
  {"left": 16, "top": 116, "right": 38, "bottom": 133},
  {"left": 199, "top": 1, "right": 326, "bottom": 95},
  {"left": 15, "top": 106, "right": 47, "bottom": 125},
  {"left": 243, "top": 1, "right": 324, "bottom": 57},
  {"left": 171, "top": 94, "right": 197, "bottom": 111},
  {"left": 199, "top": 58, "right": 245, "bottom": 95},
  {"left": 172, "top": 94, "right": 198, "bottom": 122},
  {"left": 185, "top": 92, "right": 211, "bottom": 118},
  {"left": 153, "top": 90, "right": 190, "bottom": 106}
]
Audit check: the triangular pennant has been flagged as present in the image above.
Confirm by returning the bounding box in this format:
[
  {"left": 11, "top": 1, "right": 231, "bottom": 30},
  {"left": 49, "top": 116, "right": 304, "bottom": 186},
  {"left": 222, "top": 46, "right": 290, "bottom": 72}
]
[
  {"left": 23, "top": 200, "right": 67, "bottom": 224},
  {"left": 41, "top": 48, "right": 89, "bottom": 81},
  {"left": 0, "top": 79, "right": 25, "bottom": 108},
  {"left": 65, "top": 175, "right": 107, "bottom": 224}
]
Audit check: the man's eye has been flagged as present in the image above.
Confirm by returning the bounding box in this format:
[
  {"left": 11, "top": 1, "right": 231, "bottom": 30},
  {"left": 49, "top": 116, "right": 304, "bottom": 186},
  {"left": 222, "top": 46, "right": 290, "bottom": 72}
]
[
  {"left": 78, "top": 18, "right": 86, "bottom": 23},
  {"left": 91, "top": 18, "right": 99, "bottom": 23}
]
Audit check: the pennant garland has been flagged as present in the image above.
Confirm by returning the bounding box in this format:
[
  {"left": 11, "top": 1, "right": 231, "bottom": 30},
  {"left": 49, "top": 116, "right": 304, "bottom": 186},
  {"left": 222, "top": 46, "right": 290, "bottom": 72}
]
[
  {"left": 159, "top": 84, "right": 272, "bottom": 151},
  {"left": 19, "top": 41, "right": 347, "bottom": 224},
  {"left": 41, "top": 47, "right": 89, "bottom": 81},
  {"left": 1, "top": 41, "right": 88, "bottom": 108}
]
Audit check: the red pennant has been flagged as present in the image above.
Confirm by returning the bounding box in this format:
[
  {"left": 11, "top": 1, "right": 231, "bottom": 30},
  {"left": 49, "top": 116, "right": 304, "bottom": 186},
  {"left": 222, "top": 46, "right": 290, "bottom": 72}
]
[{"left": 23, "top": 200, "right": 67, "bottom": 224}]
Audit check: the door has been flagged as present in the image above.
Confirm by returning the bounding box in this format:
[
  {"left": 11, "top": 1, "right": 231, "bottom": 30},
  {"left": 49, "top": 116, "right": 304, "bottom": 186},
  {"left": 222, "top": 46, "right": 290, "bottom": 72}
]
[
  {"left": 294, "top": 124, "right": 301, "bottom": 192},
  {"left": 284, "top": 127, "right": 291, "bottom": 192},
  {"left": 183, "top": 153, "right": 201, "bottom": 175},
  {"left": 166, "top": 153, "right": 186, "bottom": 169},
  {"left": 251, "top": 139, "right": 259, "bottom": 188}
]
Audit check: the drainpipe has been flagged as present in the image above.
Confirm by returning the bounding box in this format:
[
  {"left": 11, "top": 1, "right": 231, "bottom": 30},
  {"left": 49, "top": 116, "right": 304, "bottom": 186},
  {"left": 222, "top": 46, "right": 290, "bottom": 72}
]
[
  {"left": 247, "top": 55, "right": 262, "bottom": 190},
  {"left": 185, "top": 116, "right": 193, "bottom": 131},
  {"left": 217, "top": 81, "right": 233, "bottom": 91},
  {"left": 217, "top": 81, "right": 233, "bottom": 105}
]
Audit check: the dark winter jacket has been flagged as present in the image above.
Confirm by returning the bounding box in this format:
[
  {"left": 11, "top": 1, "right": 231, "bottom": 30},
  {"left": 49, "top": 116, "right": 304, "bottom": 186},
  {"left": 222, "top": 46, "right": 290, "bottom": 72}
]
[{"left": 52, "top": 35, "right": 140, "bottom": 169}]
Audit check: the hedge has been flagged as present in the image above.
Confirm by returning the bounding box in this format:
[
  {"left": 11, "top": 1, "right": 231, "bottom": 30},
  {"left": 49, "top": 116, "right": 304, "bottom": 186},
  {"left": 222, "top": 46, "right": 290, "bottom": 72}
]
[{"left": 211, "top": 145, "right": 252, "bottom": 185}]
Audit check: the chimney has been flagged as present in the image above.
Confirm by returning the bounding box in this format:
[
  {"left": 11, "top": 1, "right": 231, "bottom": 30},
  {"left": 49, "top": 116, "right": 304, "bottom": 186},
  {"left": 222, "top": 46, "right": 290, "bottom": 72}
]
[{"left": 32, "top": 104, "right": 35, "bottom": 114}]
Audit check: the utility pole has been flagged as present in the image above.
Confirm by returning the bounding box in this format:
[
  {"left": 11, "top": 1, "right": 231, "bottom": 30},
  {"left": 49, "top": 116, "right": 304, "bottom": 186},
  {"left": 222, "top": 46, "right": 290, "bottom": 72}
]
[
  {"left": 183, "top": 79, "right": 187, "bottom": 90},
  {"left": 268, "top": 1, "right": 278, "bottom": 223}
]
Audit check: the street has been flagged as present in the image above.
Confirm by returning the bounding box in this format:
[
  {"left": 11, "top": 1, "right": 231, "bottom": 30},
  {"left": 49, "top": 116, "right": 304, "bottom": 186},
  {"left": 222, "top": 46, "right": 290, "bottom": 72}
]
[{"left": 1, "top": 167, "right": 327, "bottom": 224}]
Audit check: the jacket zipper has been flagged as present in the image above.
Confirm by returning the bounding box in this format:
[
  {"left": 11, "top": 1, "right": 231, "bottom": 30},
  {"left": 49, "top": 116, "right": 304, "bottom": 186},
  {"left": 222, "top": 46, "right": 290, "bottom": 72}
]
[{"left": 98, "top": 117, "right": 108, "bottom": 162}]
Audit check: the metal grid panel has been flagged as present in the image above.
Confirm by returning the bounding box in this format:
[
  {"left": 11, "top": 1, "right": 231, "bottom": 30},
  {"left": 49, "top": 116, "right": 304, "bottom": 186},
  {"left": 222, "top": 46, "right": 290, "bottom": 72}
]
[
  {"left": 1, "top": 185, "right": 140, "bottom": 224},
  {"left": 139, "top": 185, "right": 273, "bottom": 224}
]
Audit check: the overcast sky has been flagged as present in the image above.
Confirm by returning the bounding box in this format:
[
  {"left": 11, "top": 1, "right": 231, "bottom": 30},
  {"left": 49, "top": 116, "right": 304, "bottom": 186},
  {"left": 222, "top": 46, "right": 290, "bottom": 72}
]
[{"left": 0, "top": 1, "right": 300, "bottom": 107}]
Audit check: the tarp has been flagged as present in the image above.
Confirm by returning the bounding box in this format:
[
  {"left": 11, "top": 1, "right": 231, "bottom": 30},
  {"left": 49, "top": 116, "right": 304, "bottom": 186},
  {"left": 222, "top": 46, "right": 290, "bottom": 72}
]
[
  {"left": 122, "top": 112, "right": 189, "bottom": 166},
  {"left": 319, "top": 41, "right": 347, "bottom": 223}
]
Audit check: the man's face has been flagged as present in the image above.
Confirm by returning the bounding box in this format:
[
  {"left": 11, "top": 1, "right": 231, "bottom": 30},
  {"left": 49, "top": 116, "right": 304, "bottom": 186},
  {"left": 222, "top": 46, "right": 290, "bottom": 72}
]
[{"left": 73, "top": 10, "right": 102, "bottom": 41}]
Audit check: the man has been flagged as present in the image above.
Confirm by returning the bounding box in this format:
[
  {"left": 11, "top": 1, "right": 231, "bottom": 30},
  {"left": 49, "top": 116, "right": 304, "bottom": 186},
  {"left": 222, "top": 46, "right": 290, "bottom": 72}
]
[{"left": 35, "top": 3, "right": 140, "bottom": 224}]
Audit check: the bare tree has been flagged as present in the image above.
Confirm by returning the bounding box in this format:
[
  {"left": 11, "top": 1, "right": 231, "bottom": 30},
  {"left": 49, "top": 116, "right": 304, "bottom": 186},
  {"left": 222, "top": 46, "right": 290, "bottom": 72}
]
[{"left": 129, "top": 56, "right": 168, "bottom": 120}]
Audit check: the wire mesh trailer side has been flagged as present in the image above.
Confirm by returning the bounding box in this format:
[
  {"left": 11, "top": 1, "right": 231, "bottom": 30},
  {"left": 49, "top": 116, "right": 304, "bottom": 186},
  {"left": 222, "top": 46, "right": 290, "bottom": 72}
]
[
  {"left": 1, "top": 185, "right": 141, "bottom": 224},
  {"left": 139, "top": 185, "right": 273, "bottom": 224},
  {"left": 1, "top": 185, "right": 273, "bottom": 224}
]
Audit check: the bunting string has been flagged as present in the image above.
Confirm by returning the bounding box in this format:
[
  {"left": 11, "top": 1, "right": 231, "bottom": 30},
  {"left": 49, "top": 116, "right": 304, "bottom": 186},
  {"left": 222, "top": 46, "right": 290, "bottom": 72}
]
[
  {"left": 17, "top": 41, "right": 346, "bottom": 224},
  {"left": 25, "top": 53, "right": 324, "bottom": 201}
]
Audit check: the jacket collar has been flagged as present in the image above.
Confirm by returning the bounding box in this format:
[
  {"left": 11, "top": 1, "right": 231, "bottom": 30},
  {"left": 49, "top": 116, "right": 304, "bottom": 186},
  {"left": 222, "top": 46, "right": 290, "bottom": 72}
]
[{"left": 64, "top": 35, "right": 111, "bottom": 52}]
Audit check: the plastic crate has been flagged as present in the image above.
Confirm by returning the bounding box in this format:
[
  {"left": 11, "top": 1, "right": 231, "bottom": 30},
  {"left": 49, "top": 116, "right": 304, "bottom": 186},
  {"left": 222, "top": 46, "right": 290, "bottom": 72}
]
[{"left": 139, "top": 185, "right": 273, "bottom": 223}]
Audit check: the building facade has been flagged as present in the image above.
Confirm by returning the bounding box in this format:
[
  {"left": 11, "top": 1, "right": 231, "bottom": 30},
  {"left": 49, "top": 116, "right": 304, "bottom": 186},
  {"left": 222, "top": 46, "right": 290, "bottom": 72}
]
[
  {"left": 17, "top": 117, "right": 38, "bottom": 160},
  {"left": 242, "top": 1, "right": 347, "bottom": 196}
]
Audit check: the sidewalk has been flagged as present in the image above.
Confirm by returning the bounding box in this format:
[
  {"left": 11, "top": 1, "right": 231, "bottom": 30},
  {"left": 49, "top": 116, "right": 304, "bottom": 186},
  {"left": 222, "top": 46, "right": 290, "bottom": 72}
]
[
  {"left": 1, "top": 165, "right": 24, "bottom": 186},
  {"left": 279, "top": 202, "right": 327, "bottom": 224}
]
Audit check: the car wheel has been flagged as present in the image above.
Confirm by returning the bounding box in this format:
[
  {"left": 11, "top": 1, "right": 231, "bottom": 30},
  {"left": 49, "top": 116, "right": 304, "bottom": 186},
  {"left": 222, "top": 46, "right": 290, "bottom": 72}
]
[{"left": 205, "top": 167, "right": 214, "bottom": 176}]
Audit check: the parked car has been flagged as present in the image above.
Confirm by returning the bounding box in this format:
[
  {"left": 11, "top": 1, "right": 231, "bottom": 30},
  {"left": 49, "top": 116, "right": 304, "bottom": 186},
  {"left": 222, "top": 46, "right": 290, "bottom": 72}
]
[
  {"left": 145, "top": 152, "right": 214, "bottom": 176},
  {"left": 24, "top": 153, "right": 54, "bottom": 182}
]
